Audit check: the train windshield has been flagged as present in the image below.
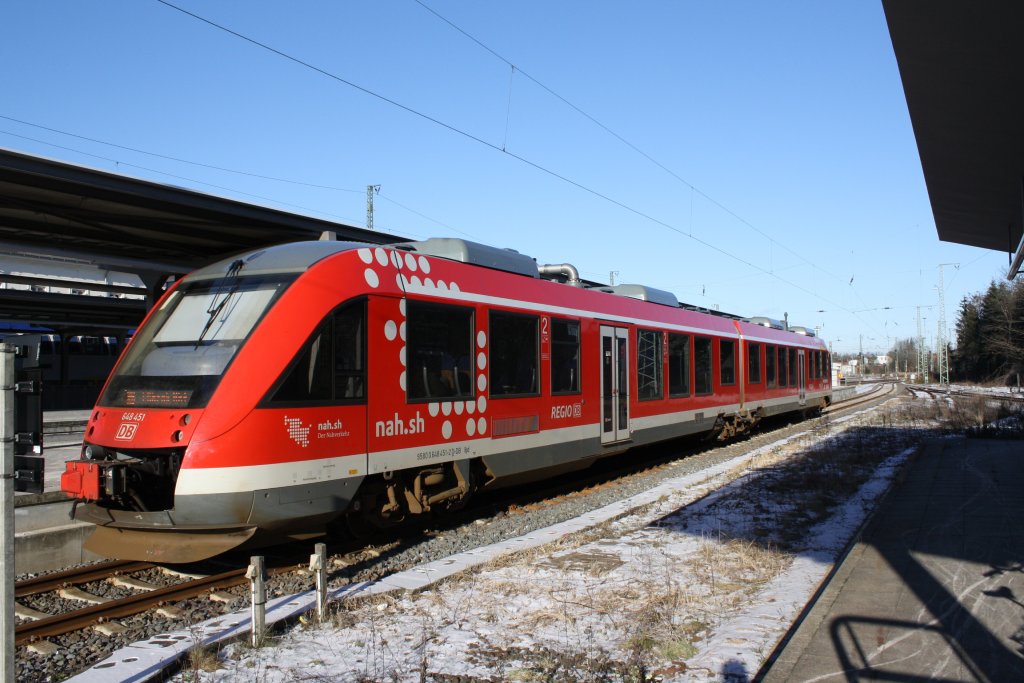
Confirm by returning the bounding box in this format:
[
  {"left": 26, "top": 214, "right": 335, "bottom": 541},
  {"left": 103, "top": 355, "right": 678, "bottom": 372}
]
[{"left": 99, "top": 275, "right": 293, "bottom": 409}]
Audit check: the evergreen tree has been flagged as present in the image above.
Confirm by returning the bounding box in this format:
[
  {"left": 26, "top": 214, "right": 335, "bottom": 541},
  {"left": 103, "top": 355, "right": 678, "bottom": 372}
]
[{"left": 953, "top": 294, "right": 982, "bottom": 380}]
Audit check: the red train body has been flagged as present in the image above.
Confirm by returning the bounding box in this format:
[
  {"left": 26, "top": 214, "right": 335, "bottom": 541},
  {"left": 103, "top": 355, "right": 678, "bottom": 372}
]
[{"left": 61, "top": 239, "right": 831, "bottom": 562}]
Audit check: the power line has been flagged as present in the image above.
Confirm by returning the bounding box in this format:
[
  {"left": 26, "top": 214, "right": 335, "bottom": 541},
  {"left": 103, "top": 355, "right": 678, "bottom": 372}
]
[
  {"left": 411, "top": 0, "right": 850, "bottom": 288},
  {"left": 0, "top": 128, "right": 370, "bottom": 228},
  {"left": 150, "top": 0, "right": 894, "bottom": 335},
  {"left": 0, "top": 114, "right": 361, "bottom": 194},
  {"left": 0, "top": 116, "right": 476, "bottom": 238}
]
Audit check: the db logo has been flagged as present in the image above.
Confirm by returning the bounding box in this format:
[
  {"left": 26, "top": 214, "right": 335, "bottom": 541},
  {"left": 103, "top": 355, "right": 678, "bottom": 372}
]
[{"left": 115, "top": 423, "right": 138, "bottom": 441}]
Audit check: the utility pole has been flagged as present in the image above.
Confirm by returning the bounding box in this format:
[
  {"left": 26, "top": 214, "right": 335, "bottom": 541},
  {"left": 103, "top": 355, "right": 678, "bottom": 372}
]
[
  {"left": 916, "top": 306, "right": 926, "bottom": 382},
  {"left": 366, "top": 184, "right": 380, "bottom": 231},
  {"left": 858, "top": 334, "right": 864, "bottom": 374},
  {"left": 936, "top": 262, "right": 958, "bottom": 386}
]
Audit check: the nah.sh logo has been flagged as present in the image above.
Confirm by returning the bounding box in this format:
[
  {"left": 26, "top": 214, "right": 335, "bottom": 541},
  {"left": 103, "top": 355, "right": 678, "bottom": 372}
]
[
  {"left": 115, "top": 423, "right": 138, "bottom": 441},
  {"left": 284, "top": 416, "right": 311, "bottom": 448}
]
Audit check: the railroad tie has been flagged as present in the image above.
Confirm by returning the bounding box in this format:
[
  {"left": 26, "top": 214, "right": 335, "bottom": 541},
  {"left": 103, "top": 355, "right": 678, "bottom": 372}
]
[
  {"left": 14, "top": 603, "right": 50, "bottom": 621},
  {"left": 93, "top": 622, "right": 128, "bottom": 636},
  {"left": 58, "top": 587, "right": 111, "bottom": 605},
  {"left": 108, "top": 576, "right": 160, "bottom": 591},
  {"left": 157, "top": 605, "right": 185, "bottom": 619},
  {"left": 25, "top": 640, "right": 60, "bottom": 657}
]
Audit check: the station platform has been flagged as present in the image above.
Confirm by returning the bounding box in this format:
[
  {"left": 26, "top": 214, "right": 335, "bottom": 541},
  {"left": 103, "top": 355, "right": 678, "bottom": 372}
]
[
  {"left": 13, "top": 410, "right": 96, "bottom": 573},
  {"left": 761, "top": 437, "right": 1024, "bottom": 681}
]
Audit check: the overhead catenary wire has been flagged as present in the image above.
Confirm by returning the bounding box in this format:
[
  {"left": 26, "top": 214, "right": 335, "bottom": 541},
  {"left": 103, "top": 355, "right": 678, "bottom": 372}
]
[
  {"left": 153, "top": 0, "right": 883, "bottom": 330},
  {"left": 0, "top": 114, "right": 361, "bottom": 195},
  {"left": 410, "top": 0, "right": 852, "bottom": 289},
  {"left": 0, "top": 121, "right": 443, "bottom": 238},
  {"left": 0, "top": 129, "right": 370, "bottom": 230}
]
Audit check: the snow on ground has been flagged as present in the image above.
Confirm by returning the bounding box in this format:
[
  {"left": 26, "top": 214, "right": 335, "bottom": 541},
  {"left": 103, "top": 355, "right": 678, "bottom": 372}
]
[
  {"left": 948, "top": 383, "right": 1023, "bottom": 396},
  {"left": 180, "top": 400, "right": 921, "bottom": 683}
]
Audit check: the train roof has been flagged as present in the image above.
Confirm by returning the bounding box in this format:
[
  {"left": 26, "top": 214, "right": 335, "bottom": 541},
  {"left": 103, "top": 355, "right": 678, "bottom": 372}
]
[
  {"left": 188, "top": 241, "right": 364, "bottom": 281},
  {"left": 185, "top": 239, "right": 826, "bottom": 348}
]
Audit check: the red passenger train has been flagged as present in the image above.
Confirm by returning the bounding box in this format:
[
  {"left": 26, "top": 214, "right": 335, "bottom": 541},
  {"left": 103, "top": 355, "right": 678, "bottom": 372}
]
[{"left": 61, "top": 238, "right": 831, "bottom": 562}]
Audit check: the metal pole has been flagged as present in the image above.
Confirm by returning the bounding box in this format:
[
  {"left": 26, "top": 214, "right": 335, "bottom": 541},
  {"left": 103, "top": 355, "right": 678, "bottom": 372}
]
[
  {"left": 1, "top": 345, "right": 15, "bottom": 683},
  {"left": 310, "top": 542, "right": 327, "bottom": 622},
  {"left": 247, "top": 555, "right": 265, "bottom": 647}
]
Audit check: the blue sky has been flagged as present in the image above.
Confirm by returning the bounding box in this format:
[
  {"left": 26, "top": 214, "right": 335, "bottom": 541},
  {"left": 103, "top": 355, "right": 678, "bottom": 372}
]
[{"left": 1, "top": 1, "right": 1007, "bottom": 354}]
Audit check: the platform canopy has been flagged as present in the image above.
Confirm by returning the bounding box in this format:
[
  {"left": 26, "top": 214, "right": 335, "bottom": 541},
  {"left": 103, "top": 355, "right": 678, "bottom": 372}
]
[
  {"left": 0, "top": 148, "right": 405, "bottom": 333},
  {"left": 883, "top": 2, "right": 1024, "bottom": 277}
]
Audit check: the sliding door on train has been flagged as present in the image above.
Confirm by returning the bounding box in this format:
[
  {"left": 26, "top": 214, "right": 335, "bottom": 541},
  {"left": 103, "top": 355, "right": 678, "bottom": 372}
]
[
  {"left": 798, "top": 349, "right": 807, "bottom": 405},
  {"left": 600, "top": 325, "right": 630, "bottom": 444}
]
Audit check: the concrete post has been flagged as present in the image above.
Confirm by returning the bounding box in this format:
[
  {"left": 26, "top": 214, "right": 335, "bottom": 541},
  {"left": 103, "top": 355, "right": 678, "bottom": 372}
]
[
  {"left": 310, "top": 542, "right": 327, "bottom": 622},
  {"left": 247, "top": 555, "right": 265, "bottom": 648},
  {"left": 2, "top": 345, "right": 15, "bottom": 683}
]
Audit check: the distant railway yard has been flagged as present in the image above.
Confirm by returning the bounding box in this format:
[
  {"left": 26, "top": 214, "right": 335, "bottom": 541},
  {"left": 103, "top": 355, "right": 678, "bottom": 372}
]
[{"left": 14, "top": 382, "right": 1023, "bottom": 682}]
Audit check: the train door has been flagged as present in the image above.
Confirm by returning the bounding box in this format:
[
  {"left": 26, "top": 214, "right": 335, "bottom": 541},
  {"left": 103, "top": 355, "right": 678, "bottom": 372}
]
[
  {"left": 798, "top": 349, "right": 807, "bottom": 405},
  {"left": 600, "top": 325, "right": 630, "bottom": 444}
]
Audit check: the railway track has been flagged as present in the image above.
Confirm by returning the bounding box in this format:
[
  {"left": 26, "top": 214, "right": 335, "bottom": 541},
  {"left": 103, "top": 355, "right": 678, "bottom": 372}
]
[
  {"left": 13, "top": 556, "right": 315, "bottom": 648},
  {"left": 824, "top": 381, "right": 899, "bottom": 413},
  {"left": 906, "top": 383, "right": 1024, "bottom": 404},
  {"left": 18, "top": 382, "right": 892, "bottom": 672},
  {"left": 14, "top": 533, "right": 399, "bottom": 660}
]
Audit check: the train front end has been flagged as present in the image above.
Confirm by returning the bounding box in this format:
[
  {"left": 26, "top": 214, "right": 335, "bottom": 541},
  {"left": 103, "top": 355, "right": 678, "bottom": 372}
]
[{"left": 60, "top": 242, "right": 362, "bottom": 563}]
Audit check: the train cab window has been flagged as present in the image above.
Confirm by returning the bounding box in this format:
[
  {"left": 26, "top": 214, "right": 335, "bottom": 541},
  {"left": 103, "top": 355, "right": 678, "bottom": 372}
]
[
  {"left": 668, "top": 333, "right": 690, "bottom": 397},
  {"left": 551, "top": 318, "right": 580, "bottom": 395},
  {"left": 637, "top": 329, "right": 663, "bottom": 400},
  {"left": 788, "top": 348, "right": 798, "bottom": 385},
  {"left": 407, "top": 301, "right": 474, "bottom": 401},
  {"left": 694, "top": 336, "right": 713, "bottom": 395},
  {"left": 271, "top": 300, "right": 366, "bottom": 404},
  {"left": 778, "top": 347, "right": 788, "bottom": 387},
  {"left": 720, "top": 339, "right": 736, "bottom": 385},
  {"left": 747, "top": 342, "right": 761, "bottom": 383},
  {"left": 766, "top": 344, "right": 776, "bottom": 388},
  {"left": 490, "top": 310, "right": 539, "bottom": 397}
]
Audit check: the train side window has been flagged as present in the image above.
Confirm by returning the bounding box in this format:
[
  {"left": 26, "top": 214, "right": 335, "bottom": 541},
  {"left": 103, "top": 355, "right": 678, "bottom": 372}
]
[
  {"left": 490, "top": 310, "right": 539, "bottom": 397},
  {"left": 720, "top": 339, "right": 736, "bottom": 386},
  {"left": 789, "top": 348, "right": 798, "bottom": 385},
  {"left": 668, "top": 333, "right": 690, "bottom": 397},
  {"left": 637, "top": 329, "right": 663, "bottom": 400},
  {"left": 766, "top": 344, "right": 776, "bottom": 387},
  {"left": 270, "top": 300, "right": 366, "bottom": 404},
  {"left": 747, "top": 342, "right": 761, "bottom": 383},
  {"left": 407, "top": 301, "right": 474, "bottom": 401},
  {"left": 694, "top": 336, "right": 713, "bottom": 395},
  {"left": 551, "top": 318, "right": 580, "bottom": 395},
  {"left": 334, "top": 303, "right": 366, "bottom": 399},
  {"left": 778, "top": 347, "right": 788, "bottom": 387}
]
